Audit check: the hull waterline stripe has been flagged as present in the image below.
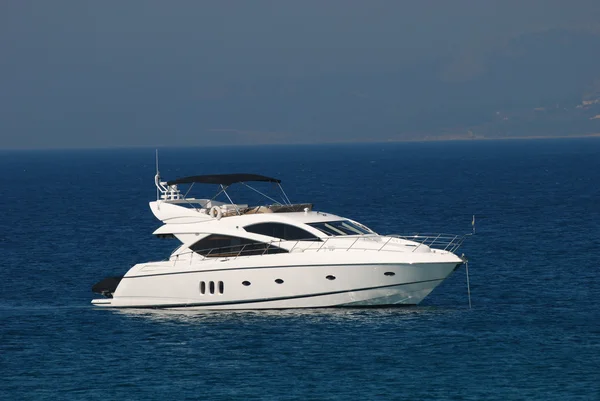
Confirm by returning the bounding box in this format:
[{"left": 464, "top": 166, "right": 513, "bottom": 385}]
[
  {"left": 100, "top": 278, "right": 444, "bottom": 309},
  {"left": 125, "top": 262, "right": 461, "bottom": 279}
]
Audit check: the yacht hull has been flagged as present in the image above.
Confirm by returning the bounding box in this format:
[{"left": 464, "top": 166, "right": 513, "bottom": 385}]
[{"left": 92, "top": 260, "right": 461, "bottom": 310}]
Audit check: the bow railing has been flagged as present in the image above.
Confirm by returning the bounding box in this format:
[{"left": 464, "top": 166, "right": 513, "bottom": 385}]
[
  {"left": 388, "top": 233, "right": 470, "bottom": 253},
  {"left": 160, "top": 233, "right": 470, "bottom": 265}
]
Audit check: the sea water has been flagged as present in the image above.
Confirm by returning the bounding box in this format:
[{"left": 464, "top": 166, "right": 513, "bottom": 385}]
[{"left": 1, "top": 139, "right": 599, "bottom": 400}]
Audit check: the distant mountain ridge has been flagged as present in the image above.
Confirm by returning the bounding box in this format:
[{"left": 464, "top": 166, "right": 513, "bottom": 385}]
[
  {"left": 3, "top": 26, "right": 599, "bottom": 148},
  {"left": 409, "top": 29, "right": 600, "bottom": 140},
  {"left": 196, "top": 29, "right": 600, "bottom": 144}
]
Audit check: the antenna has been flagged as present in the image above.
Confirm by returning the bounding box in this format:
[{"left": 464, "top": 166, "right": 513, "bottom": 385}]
[
  {"left": 155, "top": 149, "right": 160, "bottom": 176},
  {"left": 155, "top": 149, "right": 160, "bottom": 201}
]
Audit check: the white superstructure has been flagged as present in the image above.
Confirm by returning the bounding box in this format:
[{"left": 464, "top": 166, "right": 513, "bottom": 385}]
[{"left": 91, "top": 171, "right": 468, "bottom": 309}]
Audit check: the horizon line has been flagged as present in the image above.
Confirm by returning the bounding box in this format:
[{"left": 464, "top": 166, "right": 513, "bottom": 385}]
[{"left": 0, "top": 133, "right": 599, "bottom": 151}]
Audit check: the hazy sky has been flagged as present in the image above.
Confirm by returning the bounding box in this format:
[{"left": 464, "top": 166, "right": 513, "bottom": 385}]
[{"left": 1, "top": 1, "right": 599, "bottom": 149}]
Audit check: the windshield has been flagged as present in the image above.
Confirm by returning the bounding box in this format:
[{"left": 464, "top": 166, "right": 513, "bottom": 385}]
[{"left": 307, "top": 220, "right": 372, "bottom": 236}]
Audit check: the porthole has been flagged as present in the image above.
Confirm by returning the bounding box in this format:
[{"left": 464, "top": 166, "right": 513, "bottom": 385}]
[
  {"left": 209, "top": 281, "right": 215, "bottom": 294},
  {"left": 242, "top": 281, "right": 251, "bottom": 286},
  {"left": 200, "top": 281, "right": 206, "bottom": 294},
  {"left": 384, "top": 272, "right": 395, "bottom": 276},
  {"left": 275, "top": 279, "right": 284, "bottom": 284},
  {"left": 218, "top": 281, "right": 224, "bottom": 294},
  {"left": 326, "top": 275, "right": 336, "bottom": 280}
]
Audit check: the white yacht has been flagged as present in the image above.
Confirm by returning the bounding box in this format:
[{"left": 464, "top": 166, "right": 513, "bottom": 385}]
[{"left": 92, "top": 172, "right": 469, "bottom": 309}]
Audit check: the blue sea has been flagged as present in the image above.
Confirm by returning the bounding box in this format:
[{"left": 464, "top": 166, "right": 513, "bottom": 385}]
[{"left": 1, "top": 139, "right": 599, "bottom": 400}]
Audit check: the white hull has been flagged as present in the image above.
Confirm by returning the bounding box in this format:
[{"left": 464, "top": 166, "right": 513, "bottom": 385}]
[{"left": 92, "top": 258, "right": 460, "bottom": 310}]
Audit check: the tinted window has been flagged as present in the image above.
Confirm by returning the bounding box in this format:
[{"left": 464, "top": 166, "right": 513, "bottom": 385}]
[
  {"left": 308, "top": 221, "right": 372, "bottom": 236},
  {"left": 244, "top": 223, "right": 321, "bottom": 241},
  {"left": 190, "top": 234, "right": 288, "bottom": 257},
  {"left": 155, "top": 233, "right": 176, "bottom": 239}
]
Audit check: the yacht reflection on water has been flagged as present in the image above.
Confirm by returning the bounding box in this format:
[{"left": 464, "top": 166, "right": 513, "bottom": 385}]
[{"left": 110, "top": 305, "right": 454, "bottom": 324}]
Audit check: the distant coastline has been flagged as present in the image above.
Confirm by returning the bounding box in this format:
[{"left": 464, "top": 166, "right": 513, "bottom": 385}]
[
  {"left": 1, "top": 132, "right": 600, "bottom": 151},
  {"left": 383, "top": 132, "right": 600, "bottom": 143}
]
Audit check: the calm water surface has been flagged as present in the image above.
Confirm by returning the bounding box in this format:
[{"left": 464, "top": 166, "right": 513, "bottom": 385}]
[{"left": 1, "top": 139, "right": 599, "bottom": 400}]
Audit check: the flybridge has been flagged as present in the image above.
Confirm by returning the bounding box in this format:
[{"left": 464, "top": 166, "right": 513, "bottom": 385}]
[
  {"left": 155, "top": 173, "right": 285, "bottom": 201},
  {"left": 154, "top": 170, "right": 310, "bottom": 217},
  {"left": 152, "top": 150, "right": 290, "bottom": 207}
]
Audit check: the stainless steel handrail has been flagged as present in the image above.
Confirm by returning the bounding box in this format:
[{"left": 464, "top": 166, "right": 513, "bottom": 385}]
[
  {"left": 162, "top": 233, "right": 470, "bottom": 264},
  {"left": 388, "top": 233, "right": 470, "bottom": 253}
]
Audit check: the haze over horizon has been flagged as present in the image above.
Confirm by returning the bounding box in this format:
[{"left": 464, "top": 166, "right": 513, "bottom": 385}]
[{"left": 1, "top": 1, "right": 600, "bottom": 149}]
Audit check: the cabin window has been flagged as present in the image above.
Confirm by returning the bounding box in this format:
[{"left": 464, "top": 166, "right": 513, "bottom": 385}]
[
  {"left": 190, "top": 234, "right": 288, "bottom": 257},
  {"left": 307, "top": 220, "right": 371, "bottom": 236},
  {"left": 244, "top": 223, "right": 321, "bottom": 241},
  {"left": 155, "top": 233, "right": 176, "bottom": 239}
]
